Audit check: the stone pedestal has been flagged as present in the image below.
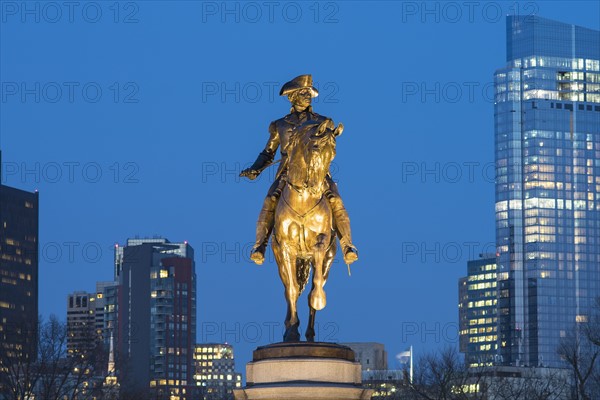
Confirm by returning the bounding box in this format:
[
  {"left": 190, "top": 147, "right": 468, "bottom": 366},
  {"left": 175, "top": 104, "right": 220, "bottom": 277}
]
[{"left": 234, "top": 342, "right": 374, "bottom": 400}]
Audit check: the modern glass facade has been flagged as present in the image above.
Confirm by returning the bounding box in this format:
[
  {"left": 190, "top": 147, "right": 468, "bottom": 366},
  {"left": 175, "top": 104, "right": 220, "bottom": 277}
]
[
  {"left": 458, "top": 257, "right": 498, "bottom": 367},
  {"left": 495, "top": 16, "right": 600, "bottom": 368},
  {"left": 193, "top": 343, "right": 242, "bottom": 400}
]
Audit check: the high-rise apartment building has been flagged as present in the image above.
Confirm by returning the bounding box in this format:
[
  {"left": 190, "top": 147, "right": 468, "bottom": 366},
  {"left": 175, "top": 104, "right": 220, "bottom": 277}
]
[
  {"left": 115, "top": 238, "right": 196, "bottom": 400},
  {"left": 494, "top": 16, "right": 600, "bottom": 368},
  {"left": 0, "top": 164, "right": 39, "bottom": 365},
  {"left": 193, "top": 343, "right": 242, "bottom": 399},
  {"left": 458, "top": 256, "right": 498, "bottom": 367}
]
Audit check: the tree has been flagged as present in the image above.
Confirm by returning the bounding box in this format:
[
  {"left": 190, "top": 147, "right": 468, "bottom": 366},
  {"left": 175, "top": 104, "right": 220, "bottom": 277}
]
[
  {"left": 403, "top": 347, "right": 573, "bottom": 400},
  {"left": 558, "top": 299, "right": 600, "bottom": 400},
  {"left": 362, "top": 369, "right": 411, "bottom": 399},
  {"left": 407, "top": 346, "right": 486, "bottom": 400},
  {"left": 0, "top": 315, "right": 117, "bottom": 400},
  {"left": 488, "top": 367, "right": 571, "bottom": 400}
]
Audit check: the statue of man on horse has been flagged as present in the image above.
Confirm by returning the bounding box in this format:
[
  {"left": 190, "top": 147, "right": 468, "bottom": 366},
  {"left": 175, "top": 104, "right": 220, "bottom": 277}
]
[
  {"left": 240, "top": 75, "right": 358, "bottom": 342},
  {"left": 240, "top": 75, "right": 358, "bottom": 266}
]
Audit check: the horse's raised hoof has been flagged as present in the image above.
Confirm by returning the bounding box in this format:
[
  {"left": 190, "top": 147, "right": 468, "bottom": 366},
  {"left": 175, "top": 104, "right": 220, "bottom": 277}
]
[
  {"left": 343, "top": 246, "right": 359, "bottom": 265},
  {"left": 283, "top": 325, "right": 301, "bottom": 342},
  {"left": 309, "top": 288, "right": 326, "bottom": 311}
]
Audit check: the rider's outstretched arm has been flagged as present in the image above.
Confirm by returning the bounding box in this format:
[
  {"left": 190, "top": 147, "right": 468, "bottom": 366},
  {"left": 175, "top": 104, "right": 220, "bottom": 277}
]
[{"left": 240, "top": 122, "right": 280, "bottom": 179}]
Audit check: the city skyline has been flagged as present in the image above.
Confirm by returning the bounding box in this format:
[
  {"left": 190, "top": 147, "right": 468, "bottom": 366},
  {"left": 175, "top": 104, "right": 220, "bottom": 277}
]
[{"left": 2, "top": 1, "right": 599, "bottom": 372}]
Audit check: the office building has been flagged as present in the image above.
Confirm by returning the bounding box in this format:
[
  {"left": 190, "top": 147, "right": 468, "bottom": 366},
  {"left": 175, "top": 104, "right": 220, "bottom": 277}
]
[
  {"left": 361, "top": 370, "right": 406, "bottom": 399},
  {"left": 193, "top": 343, "right": 242, "bottom": 400},
  {"left": 67, "top": 291, "right": 97, "bottom": 357},
  {"left": 341, "top": 342, "right": 388, "bottom": 371},
  {"left": 0, "top": 163, "right": 39, "bottom": 364},
  {"left": 67, "top": 281, "right": 119, "bottom": 357},
  {"left": 494, "top": 15, "right": 600, "bottom": 367},
  {"left": 458, "top": 256, "right": 498, "bottom": 367},
  {"left": 458, "top": 276, "right": 469, "bottom": 353}
]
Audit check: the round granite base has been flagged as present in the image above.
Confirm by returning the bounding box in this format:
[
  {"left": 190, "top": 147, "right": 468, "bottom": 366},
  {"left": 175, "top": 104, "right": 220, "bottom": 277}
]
[
  {"left": 253, "top": 342, "right": 356, "bottom": 362},
  {"left": 234, "top": 342, "right": 373, "bottom": 400}
]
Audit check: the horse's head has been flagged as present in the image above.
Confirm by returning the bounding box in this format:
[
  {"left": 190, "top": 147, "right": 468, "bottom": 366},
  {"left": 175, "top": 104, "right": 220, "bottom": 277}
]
[{"left": 287, "top": 118, "right": 341, "bottom": 193}]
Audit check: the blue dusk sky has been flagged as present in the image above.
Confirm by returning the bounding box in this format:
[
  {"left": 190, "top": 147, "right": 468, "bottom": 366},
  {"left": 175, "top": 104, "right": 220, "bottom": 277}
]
[{"left": 1, "top": 1, "right": 599, "bottom": 370}]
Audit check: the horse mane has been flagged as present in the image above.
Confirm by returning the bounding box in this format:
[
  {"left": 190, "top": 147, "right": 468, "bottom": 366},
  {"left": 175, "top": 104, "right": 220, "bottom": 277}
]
[
  {"left": 285, "top": 132, "right": 306, "bottom": 186},
  {"left": 286, "top": 120, "right": 336, "bottom": 193}
]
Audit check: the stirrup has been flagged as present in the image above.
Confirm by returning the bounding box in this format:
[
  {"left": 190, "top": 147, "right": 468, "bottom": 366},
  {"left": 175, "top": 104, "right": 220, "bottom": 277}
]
[{"left": 343, "top": 244, "right": 358, "bottom": 264}]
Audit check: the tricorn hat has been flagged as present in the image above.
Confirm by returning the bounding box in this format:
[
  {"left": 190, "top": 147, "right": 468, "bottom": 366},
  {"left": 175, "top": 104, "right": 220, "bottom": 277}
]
[{"left": 279, "top": 74, "right": 319, "bottom": 97}]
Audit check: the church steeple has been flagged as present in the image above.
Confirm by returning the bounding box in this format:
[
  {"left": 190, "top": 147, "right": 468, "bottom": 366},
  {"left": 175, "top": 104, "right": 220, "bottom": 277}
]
[
  {"left": 103, "top": 330, "right": 119, "bottom": 395},
  {"left": 107, "top": 330, "right": 115, "bottom": 376}
]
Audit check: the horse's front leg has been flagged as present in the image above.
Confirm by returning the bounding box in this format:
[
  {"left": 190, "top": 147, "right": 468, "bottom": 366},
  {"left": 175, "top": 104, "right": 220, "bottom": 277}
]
[
  {"left": 309, "top": 233, "right": 328, "bottom": 311},
  {"left": 273, "top": 237, "right": 300, "bottom": 342},
  {"left": 306, "top": 238, "right": 336, "bottom": 342}
]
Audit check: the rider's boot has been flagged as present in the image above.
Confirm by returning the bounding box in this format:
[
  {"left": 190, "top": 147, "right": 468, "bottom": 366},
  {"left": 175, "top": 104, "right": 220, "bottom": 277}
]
[
  {"left": 331, "top": 205, "right": 359, "bottom": 265},
  {"left": 251, "top": 197, "right": 276, "bottom": 265}
]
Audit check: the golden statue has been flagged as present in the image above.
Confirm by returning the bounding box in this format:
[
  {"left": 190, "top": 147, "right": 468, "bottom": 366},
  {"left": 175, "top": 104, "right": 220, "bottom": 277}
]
[
  {"left": 240, "top": 75, "right": 358, "bottom": 342},
  {"left": 241, "top": 75, "right": 358, "bottom": 265}
]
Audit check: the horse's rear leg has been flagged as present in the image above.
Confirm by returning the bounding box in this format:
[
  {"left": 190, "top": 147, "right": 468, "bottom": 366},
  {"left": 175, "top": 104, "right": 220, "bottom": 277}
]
[
  {"left": 306, "top": 307, "right": 316, "bottom": 342},
  {"left": 273, "top": 238, "right": 300, "bottom": 342},
  {"left": 309, "top": 234, "right": 328, "bottom": 311},
  {"left": 306, "top": 238, "right": 336, "bottom": 342}
]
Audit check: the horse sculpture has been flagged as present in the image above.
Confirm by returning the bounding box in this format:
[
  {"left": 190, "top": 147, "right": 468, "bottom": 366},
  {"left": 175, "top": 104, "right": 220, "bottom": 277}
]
[{"left": 272, "top": 118, "right": 343, "bottom": 342}]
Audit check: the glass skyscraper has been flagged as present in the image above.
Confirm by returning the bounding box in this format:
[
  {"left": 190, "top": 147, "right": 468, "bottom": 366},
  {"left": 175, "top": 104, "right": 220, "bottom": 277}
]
[{"left": 494, "top": 16, "right": 600, "bottom": 368}]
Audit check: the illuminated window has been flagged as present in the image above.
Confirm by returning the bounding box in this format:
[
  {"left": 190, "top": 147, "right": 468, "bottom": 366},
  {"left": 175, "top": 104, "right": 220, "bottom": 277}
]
[{"left": 576, "top": 315, "right": 588, "bottom": 323}]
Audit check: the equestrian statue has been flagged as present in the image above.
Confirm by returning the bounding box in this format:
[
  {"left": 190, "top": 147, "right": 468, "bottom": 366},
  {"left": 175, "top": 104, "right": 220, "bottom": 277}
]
[{"left": 240, "top": 75, "right": 358, "bottom": 342}]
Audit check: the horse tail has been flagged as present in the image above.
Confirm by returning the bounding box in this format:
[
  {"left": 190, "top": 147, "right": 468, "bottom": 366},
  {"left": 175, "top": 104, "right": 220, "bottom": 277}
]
[{"left": 296, "top": 258, "right": 311, "bottom": 295}]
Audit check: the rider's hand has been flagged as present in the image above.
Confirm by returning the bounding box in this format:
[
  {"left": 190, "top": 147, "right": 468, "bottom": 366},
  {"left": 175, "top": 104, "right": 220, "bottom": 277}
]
[{"left": 240, "top": 168, "right": 260, "bottom": 180}]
